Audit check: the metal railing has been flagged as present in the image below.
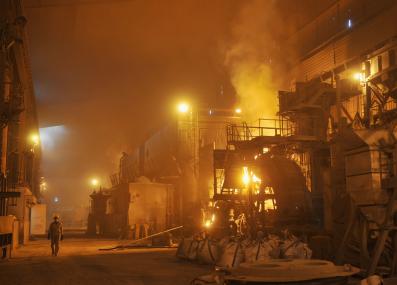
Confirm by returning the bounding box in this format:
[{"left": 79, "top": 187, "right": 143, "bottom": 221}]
[{"left": 227, "top": 118, "right": 296, "bottom": 143}]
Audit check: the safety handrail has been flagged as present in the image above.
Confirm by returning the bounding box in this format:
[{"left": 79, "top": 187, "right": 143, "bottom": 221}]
[{"left": 227, "top": 118, "right": 295, "bottom": 143}]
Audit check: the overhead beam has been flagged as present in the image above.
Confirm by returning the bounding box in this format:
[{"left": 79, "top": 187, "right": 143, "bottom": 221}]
[
  {"left": 0, "top": 192, "right": 21, "bottom": 198},
  {"left": 25, "top": 0, "right": 135, "bottom": 8}
]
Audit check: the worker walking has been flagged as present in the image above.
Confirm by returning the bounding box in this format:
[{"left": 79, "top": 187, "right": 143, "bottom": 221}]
[{"left": 48, "top": 215, "right": 63, "bottom": 256}]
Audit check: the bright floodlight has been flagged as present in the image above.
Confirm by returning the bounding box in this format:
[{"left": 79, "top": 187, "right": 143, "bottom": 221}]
[
  {"left": 91, "top": 178, "right": 99, "bottom": 187},
  {"left": 353, "top": 72, "right": 364, "bottom": 82},
  {"left": 177, "top": 102, "right": 190, "bottom": 113},
  {"left": 30, "top": 134, "right": 40, "bottom": 145},
  {"left": 235, "top": 108, "right": 242, "bottom": 114}
]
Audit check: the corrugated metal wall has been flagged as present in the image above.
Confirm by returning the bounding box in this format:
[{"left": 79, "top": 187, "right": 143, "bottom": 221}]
[{"left": 289, "top": 0, "right": 397, "bottom": 83}]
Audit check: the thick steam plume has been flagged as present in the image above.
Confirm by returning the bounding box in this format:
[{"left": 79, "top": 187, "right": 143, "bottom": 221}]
[{"left": 225, "top": 0, "right": 283, "bottom": 124}]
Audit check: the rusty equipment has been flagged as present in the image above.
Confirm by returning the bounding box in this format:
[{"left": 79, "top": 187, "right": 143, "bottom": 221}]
[{"left": 210, "top": 148, "right": 314, "bottom": 237}]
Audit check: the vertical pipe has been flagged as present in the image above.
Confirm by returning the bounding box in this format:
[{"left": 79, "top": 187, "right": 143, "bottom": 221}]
[
  {"left": 335, "top": 74, "right": 341, "bottom": 129},
  {"left": 0, "top": 62, "right": 11, "bottom": 216},
  {"left": 364, "top": 61, "right": 371, "bottom": 127},
  {"left": 1, "top": 64, "right": 11, "bottom": 175},
  {"left": 1, "top": 126, "right": 8, "bottom": 175}
]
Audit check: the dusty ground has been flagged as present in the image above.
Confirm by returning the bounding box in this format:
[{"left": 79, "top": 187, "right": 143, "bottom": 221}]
[{"left": 0, "top": 237, "right": 212, "bottom": 285}]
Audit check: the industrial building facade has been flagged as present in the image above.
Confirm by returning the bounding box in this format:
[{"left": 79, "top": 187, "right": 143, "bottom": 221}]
[
  {"left": 0, "top": 0, "right": 41, "bottom": 256},
  {"left": 88, "top": 110, "right": 242, "bottom": 237},
  {"left": 274, "top": 0, "right": 397, "bottom": 273},
  {"left": 88, "top": 0, "right": 397, "bottom": 274}
]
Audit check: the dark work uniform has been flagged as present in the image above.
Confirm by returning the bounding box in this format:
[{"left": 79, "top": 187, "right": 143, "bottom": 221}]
[{"left": 48, "top": 220, "right": 63, "bottom": 256}]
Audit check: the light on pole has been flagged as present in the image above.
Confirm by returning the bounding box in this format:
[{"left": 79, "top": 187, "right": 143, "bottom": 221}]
[
  {"left": 91, "top": 178, "right": 99, "bottom": 186},
  {"left": 90, "top": 178, "right": 100, "bottom": 191},
  {"left": 177, "top": 102, "right": 190, "bottom": 114},
  {"left": 29, "top": 133, "right": 40, "bottom": 152}
]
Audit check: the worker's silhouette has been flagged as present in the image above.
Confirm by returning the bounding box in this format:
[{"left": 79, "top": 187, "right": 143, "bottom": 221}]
[{"left": 48, "top": 215, "right": 63, "bottom": 256}]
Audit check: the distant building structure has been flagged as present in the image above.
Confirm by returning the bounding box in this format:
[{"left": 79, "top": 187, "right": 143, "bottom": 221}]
[
  {"left": 88, "top": 109, "right": 242, "bottom": 236},
  {"left": 0, "top": 0, "right": 42, "bottom": 256}
]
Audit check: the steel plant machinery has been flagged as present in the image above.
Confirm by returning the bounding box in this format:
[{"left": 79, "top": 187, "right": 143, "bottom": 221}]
[
  {"left": 207, "top": 119, "right": 318, "bottom": 238},
  {"left": 205, "top": 39, "right": 397, "bottom": 276}
]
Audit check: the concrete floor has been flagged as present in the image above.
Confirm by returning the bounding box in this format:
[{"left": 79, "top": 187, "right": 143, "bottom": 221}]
[{"left": 0, "top": 238, "right": 212, "bottom": 285}]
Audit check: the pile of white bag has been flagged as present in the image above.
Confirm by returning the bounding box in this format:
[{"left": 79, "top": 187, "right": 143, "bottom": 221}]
[{"left": 176, "top": 233, "right": 312, "bottom": 268}]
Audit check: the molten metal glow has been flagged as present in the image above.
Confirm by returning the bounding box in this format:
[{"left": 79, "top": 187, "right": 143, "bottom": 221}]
[
  {"left": 177, "top": 102, "right": 190, "bottom": 113},
  {"left": 242, "top": 166, "right": 250, "bottom": 186},
  {"left": 264, "top": 187, "right": 274, "bottom": 194},
  {"left": 204, "top": 220, "right": 212, "bottom": 228},
  {"left": 235, "top": 108, "right": 242, "bottom": 114},
  {"left": 264, "top": 199, "right": 276, "bottom": 210},
  {"left": 252, "top": 174, "right": 261, "bottom": 183}
]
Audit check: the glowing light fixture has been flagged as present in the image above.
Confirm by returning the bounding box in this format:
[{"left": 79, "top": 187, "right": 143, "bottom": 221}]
[
  {"left": 347, "top": 18, "right": 352, "bottom": 29},
  {"left": 177, "top": 102, "right": 190, "bottom": 113},
  {"left": 235, "top": 108, "right": 242, "bottom": 114},
  {"left": 353, "top": 72, "right": 365, "bottom": 82},
  {"left": 90, "top": 178, "right": 99, "bottom": 187},
  {"left": 30, "top": 134, "right": 40, "bottom": 145}
]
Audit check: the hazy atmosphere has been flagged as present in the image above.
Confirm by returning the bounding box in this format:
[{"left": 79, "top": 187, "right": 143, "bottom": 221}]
[
  {"left": 26, "top": 0, "right": 241, "bottom": 206},
  {"left": 2, "top": 0, "right": 397, "bottom": 284},
  {"left": 25, "top": 0, "right": 332, "bottom": 207}
]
